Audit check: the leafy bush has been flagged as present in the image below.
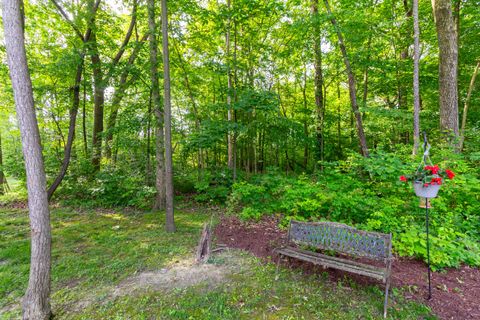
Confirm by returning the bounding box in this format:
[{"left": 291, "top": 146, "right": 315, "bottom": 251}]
[
  {"left": 227, "top": 151, "right": 480, "bottom": 269},
  {"left": 56, "top": 163, "right": 156, "bottom": 209},
  {"left": 193, "top": 169, "right": 233, "bottom": 203}
]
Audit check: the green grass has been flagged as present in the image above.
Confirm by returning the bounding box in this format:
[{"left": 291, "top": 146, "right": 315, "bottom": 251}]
[{"left": 0, "top": 205, "right": 436, "bottom": 319}]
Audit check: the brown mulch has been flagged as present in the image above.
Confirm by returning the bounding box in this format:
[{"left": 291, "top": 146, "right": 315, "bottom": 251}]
[{"left": 214, "top": 215, "right": 480, "bottom": 320}]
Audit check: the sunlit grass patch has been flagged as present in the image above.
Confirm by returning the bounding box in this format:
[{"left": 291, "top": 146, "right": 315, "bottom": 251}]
[
  {"left": 0, "top": 206, "right": 435, "bottom": 319},
  {"left": 0, "top": 206, "right": 209, "bottom": 318}
]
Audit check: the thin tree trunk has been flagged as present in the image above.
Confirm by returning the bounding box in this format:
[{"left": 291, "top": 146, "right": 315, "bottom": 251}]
[
  {"left": 312, "top": 0, "right": 325, "bottom": 168},
  {"left": 161, "top": 0, "right": 176, "bottom": 232},
  {"left": 2, "top": 1, "right": 51, "bottom": 318},
  {"left": 47, "top": 56, "right": 84, "bottom": 200},
  {"left": 412, "top": 0, "right": 421, "bottom": 155},
  {"left": 172, "top": 41, "right": 203, "bottom": 171},
  {"left": 147, "top": 0, "right": 166, "bottom": 211},
  {"left": 232, "top": 19, "right": 238, "bottom": 181},
  {"left": 90, "top": 31, "right": 104, "bottom": 171},
  {"left": 302, "top": 66, "right": 309, "bottom": 169},
  {"left": 337, "top": 84, "right": 342, "bottom": 158},
  {"left": 0, "top": 132, "right": 9, "bottom": 194},
  {"left": 432, "top": 0, "right": 459, "bottom": 138},
  {"left": 323, "top": 0, "right": 369, "bottom": 157},
  {"left": 105, "top": 33, "right": 148, "bottom": 159},
  {"left": 89, "top": 0, "right": 136, "bottom": 170},
  {"left": 146, "top": 90, "right": 152, "bottom": 184},
  {"left": 82, "top": 68, "right": 88, "bottom": 158},
  {"left": 458, "top": 60, "right": 480, "bottom": 151},
  {"left": 226, "top": 0, "right": 233, "bottom": 170}
]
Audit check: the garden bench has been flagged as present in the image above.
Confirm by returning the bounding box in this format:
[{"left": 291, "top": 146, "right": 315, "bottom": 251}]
[{"left": 274, "top": 220, "right": 393, "bottom": 318}]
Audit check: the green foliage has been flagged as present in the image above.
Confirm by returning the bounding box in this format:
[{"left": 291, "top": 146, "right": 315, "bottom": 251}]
[
  {"left": 193, "top": 169, "right": 233, "bottom": 204},
  {"left": 56, "top": 164, "right": 156, "bottom": 209},
  {"left": 227, "top": 151, "right": 480, "bottom": 269}
]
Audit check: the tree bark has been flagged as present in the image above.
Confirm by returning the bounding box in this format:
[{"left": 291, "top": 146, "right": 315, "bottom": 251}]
[
  {"left": 302, "top": 66, "right": 309, "bottom": 169},
  {"left": 88, "top": 0, "right": 136, "bottom": 170},
  {"left": 172, "top": 41, "right": 203, "bottom": 171},
  {"left": 323, "top": 0, "right": 369, "bottom": 157},
  {"left": 412, "top": 0, "right": 421, "bottom": 155},
  {"left": 0, "top": 132, "right": 9, "bottom": 194},
  {"left": 458, "top": 60, "right": 480, "bottom": 151},
  {"left": 312, "top": 0, "right": 325, "bottom": 168},
  {"left": 90, "top": 31, "right": 104, "bottom": 171},
  {"left": 161, "top": 0, "right": 176, "bottom": 232},
  {"left": 432, "top": 0, "right": 459, "bottom": 138},
  {"left": 2, "top": 0, "right": 52, "bottom": 318},
  {"left": 147, "top": 0, "right": 166, "bottom": 211},
  {"left": 226, "top": 0, "right": 234, "bottom": 170},
  {"left": 104, "top": 33, "right": 148, "bottom": 159},
  {"left": 82, "top": 68, "right": 88, "bottom": 158},
  {"left": 47, "top": 56, "right": 84, "bottom": 200}
]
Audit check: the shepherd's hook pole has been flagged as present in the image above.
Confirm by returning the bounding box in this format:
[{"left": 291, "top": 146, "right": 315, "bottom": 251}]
[
  {"left": 423, "top": 131, "right": 432, "bottom": 300},
  {"left": 426, "top": 197, "right": 432, "bottom": 300}
]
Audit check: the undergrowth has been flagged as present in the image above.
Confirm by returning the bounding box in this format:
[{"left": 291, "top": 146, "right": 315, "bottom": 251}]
[{"left": 226, "top": 149, "right": 480, "bottom": 270}]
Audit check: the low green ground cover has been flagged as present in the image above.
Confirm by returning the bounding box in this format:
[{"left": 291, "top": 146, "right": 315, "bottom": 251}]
[
  {"left": 226, "top": 150, "right": 480, "bottom": 269},
  {"left": 0, "top": 205, "right": 434, "bottom": 319}
]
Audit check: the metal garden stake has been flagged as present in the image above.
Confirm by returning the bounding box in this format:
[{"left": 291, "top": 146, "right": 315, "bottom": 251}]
[{"left": 422, "top": 131, "right": 432, "bottom": 300}]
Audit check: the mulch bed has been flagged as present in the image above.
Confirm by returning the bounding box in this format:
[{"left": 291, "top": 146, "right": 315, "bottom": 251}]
[{"left": 214, "top": 215, "right": 480, "bottom": 320}]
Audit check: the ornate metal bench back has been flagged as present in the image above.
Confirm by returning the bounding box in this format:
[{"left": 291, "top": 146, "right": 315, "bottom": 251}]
[{"left": 288, "top": 220, "right": 392, "bottom": 261}]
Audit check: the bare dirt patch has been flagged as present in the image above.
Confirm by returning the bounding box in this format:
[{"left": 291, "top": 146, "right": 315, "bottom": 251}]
[
  {"left": 113, "top": 256, "right": 234, "bottom": 297},
  {"left": 214, "top": 215, "right": 480, "bottom": 320},
  {"left": 112, "top": 249, "right": 249, "bottom": 298}
]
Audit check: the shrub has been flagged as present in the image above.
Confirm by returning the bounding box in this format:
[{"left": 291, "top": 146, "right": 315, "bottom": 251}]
[{"left": 226, "top": 151, "right": 480, "bottom": 269}]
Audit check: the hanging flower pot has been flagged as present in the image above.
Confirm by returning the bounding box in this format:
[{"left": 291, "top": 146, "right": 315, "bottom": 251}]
[
  {"left": 399, "top": 165, "right": 455, "bottom": 198},
  {"left": 413, "top": 181, "right": 441, "bottom": 198}
]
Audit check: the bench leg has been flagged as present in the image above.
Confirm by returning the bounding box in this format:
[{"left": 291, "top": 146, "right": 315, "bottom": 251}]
[
  {"left": 383, "top": 277, "right": 391, "bottom": 318},
  {"left": 275, "top": 254, "right": 282, "bottom": 281}
]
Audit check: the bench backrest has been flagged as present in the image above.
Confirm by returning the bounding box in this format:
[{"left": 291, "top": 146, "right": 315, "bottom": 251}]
[{"left": 288, "top": 220, "right": 392, "bottom": 261}]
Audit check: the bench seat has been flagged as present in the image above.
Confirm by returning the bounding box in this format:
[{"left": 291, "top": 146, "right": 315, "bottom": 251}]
[{"left": 276, "top": 246, "right": 387, "bottom": 281}]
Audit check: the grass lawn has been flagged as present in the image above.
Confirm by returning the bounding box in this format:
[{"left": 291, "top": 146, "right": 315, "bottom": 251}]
[{"left": 0, "top": 203, "right": 436, "bottom": 319}]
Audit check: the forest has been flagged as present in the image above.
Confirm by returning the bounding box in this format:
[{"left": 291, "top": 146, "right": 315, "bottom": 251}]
[{"left": 0, "top": 0, "right": 479, "bottom": 319}]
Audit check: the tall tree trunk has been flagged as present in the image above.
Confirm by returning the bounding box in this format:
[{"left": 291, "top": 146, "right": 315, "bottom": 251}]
[
  {"left": 312, "top": 0, "right": 325, "bottom": 168},
  {"left": 2, "top": 1, "right": 51, "bottom": 318},
  {"left": 146, "top": 90, "right": 153, "bottom": 184},
  {"left": 172, "top": 41, "right": 203, "bottom": 171},
  {"left": 104, "top": 33, "right": 148, "bottom": 159},
  {"left": 90, "top": 31, "right": 104, "bottom": 171},
  {"left": 336, "top": 84, "right": 342, "bottom": 158},
  {"left": 147, "top": 0, "right": 166, "bottom": 211},
  {"left": 0, "top": 132, "right": 9, "bottom": 194},
  {"left": 226, "top": 0, "right": 234, "bottom": 170},
  {"left": 458, "top": 60, "right": 480, "bottom": 151},
  {"left": 302, "top": 67, "right": 309, "bottom": 169},
  {"left": 323, "top": 0, "right": 369, "bottom": 157},
  {"left": 432, "top": 0, "right": 459, "bottom": 138},
  {"left": 161, "top": 0, "right": 175, "bottom": 232},
  {"left": 82, "top": 68, "right": 88, "bottom": 158},
  {"left": 412, "top": 0, "right": 421, "bottom": 155},
  {"left": 232, "top": 18, "right": 238, "bottom": 181},
  {"left": 47, "top": 56, "right": 84, "bottom": 200}
]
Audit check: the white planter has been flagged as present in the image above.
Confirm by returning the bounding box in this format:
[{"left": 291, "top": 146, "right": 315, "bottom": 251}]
[{"left": 413, "top": 181, "right": 441, "bottom": 198}]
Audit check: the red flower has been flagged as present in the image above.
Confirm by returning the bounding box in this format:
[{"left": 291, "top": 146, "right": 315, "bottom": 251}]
[
  {"left": 424, "top": 165, "right": 439, "bottom": 174},
  {"left": 424, "top": 183, "right": 429, "bottom": 187},
  {"left": 399, "top": 176, "right": 407, "bottom": 182},
  {"left": 445, "top": 169, "right": 455, "bottom": 180}
]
